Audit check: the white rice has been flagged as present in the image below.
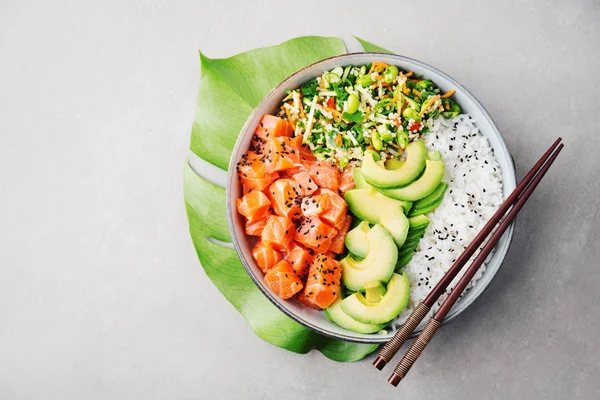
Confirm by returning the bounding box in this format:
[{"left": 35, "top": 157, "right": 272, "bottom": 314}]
[{"left": 390, "top": 114, "right": 504, "bottom": 330}]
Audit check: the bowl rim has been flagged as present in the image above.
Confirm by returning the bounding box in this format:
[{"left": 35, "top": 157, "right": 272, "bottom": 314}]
[{"left": 226, "top": 52, "right": 516, "bottom": 344}]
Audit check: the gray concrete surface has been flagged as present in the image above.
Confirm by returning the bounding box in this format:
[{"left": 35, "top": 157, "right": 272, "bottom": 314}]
[{"left": 1, "top": 0, "right": 599, "bottom": 398}]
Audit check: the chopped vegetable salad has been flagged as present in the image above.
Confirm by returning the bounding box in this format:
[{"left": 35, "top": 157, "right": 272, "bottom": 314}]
[{"left": 277, "top": 62, "right": 460, "bottom": 168}]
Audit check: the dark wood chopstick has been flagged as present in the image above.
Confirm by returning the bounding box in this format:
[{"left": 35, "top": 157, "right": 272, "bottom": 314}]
[
  {"left": 388, "top": 141, "right": 564, "bottom": 386},
  {"left": 373, "top": 137, "right": 563, "bottom": 371}
]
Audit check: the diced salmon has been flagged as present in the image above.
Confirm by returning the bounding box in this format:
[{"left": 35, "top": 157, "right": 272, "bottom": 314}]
[
  {"left": 261, "top": 215, "right": 294, "bottom": 251},
  {"left": 267, "top": 179, "right": 302, "bottom": 220},
  {"left": 296, "top": 289, "right": 322, "bottom": 309},
  {"left": 249, "top": 135, "right": 267, "bottom": 154},
  {"left": 299, "top": 143, "right": 317, "bottom": 163},
  {"left": 329, "top": 214, "right": 352, "bottom": 254},
  {"left": 301, "top": 254, "right": 342, "bottom": 309},
  {"left": 252, "top": 240, "right": 283, "bottom": 272},
  {"left": 286, "top": 244, "right": 314, "bottom": 282},
  {"left": 300, "top": 194, "right": 330, "bottom": 218},
  {"left": 242, "top": 184, "right": 253, "bottom": 195},
  {"left": 237, "top": 151, "right": 279, "bottom": 191},
  {"left": 245, "top": 211, "right": 271, "bottom": 236},
  {"left": 264, "top": 260, "right": 304, "bottom": 300},
  {"left": 294, "top": 217, "right": 337, "bottom": 253},
  {"left": 319, "top": 188, "right": 348, "bottom": 228},
  {"left": 236, "top": 190, "right": 271, "bottom": 223},
  {"left": 264, "top": 136, "right": 302, "bottom": 173},
  {"left": 292, "top": 171, "right": 319, "bottom": 196},
  {"left": 254, "top": 115, "right": 293, "bottom": 140},
  {"left": 280, "top": 163, "right": 306, "bottom": 178},
  {"left": 308, "top": 160, "right": 340, "bottom": 191},
  {"left": 339, "top": 167, "right": 355, "bottom": 193}
]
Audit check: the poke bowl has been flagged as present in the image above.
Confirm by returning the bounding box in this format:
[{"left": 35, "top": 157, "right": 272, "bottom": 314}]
[{"left": 227, "top": 53, "right": 516, "bottom": 343}]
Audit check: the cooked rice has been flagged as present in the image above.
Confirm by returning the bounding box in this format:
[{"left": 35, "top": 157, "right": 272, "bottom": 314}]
[{"left": 390, "top": 114, "right": 504, "bottom": 330}]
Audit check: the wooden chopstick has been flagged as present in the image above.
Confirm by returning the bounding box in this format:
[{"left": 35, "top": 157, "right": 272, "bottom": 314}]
[
  {"left": 388, "top": 141, "right": 564, "bottom": 386},
  {"left": 373, "top": 137, "right": 563, "bottom": 371}
]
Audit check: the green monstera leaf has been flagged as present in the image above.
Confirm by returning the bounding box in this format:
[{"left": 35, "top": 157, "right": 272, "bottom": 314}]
[
  {"left": 354, "top": 37, "right": 393, "bottom": 54},
  {"left": 185, "top": 36, "right": 393, "bottom": 361}
]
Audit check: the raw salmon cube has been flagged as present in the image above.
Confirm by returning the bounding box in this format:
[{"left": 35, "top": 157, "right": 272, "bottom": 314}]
[
  {"left": 319, "top": 188, "right": 348, "bottom": 228},
  {"left": 294, "top": 217, "right": 337, "bottom": 253},
  {"left": 245, "top": 211, "right": 271, "bottom": 237},
  {"left": 261, "top": 215, "right": 294, "bottom": 251},
  {"left": 301, "top": 254, "right": 341, "bottom": 309},
  {"left": 292, "top": 171, "right": 319, "bottom": 196},
  {"left": 252, "top": 240, "right": 283, "bottom": 272},
  {"left": 300, "top": 195, "right": 330, "bottom": 218},
  {"left": 237, "top": 150, "right": 279, "bottom": 191},
  {"left": 267, "top": 179, "right": 302, "bottom": 220},
  {"left": 264, "top": 260, "right": 304, "bottom": 300},
  {"left": 285, "top": 244, "right": 314, "bottom": 282},
  {"left": 264, "top": 136, "right": 302, "bottom": 173},
  {"left": 329, "top": 215, "right": 352, "bottom": 254},
  {"left": 308, "top": 160, "right": 340, "bottom": 192},
  {"left": 254, "top": 115, "right": 293, "bottom": 140},
  {"left": 339, "top": 167, "right": 356, "bottom": 193},
  {"left": 236, "top": 190, "right": 271, "bottom": 223}
]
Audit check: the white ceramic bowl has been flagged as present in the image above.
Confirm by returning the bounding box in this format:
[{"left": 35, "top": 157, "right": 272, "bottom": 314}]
[{"left": 227, "top": 53, "right": 516, "bottom": 344}]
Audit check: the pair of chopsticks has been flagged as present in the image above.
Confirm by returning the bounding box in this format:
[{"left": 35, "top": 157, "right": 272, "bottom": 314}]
[{"left": 373, "top": 137, "right": 564, "bottom": 386}]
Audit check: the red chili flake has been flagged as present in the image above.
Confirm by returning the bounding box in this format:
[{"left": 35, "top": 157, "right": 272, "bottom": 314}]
[{"left": 409, "top": 121, "right": 421, "bottom": 133}]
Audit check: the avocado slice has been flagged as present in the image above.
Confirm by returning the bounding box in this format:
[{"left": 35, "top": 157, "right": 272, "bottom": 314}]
[
  {"left": 409, "top": 197, "right": 443, "bottom": 217},
  {"left": 340, "top": 224, "right": 397, "bottom": 291},
  {"left": 341, "top": 273, "right": 411, "bottom": 324},
  {"left": 352, "top": 167, "right": 372, "bottom": 189},
  {"left": 361, "top": 140, "right": 427, "bottom": 188},
  {"left": 345, "top": 188, "right": 411, "bottom": 245},
  {"left": 364, "top": 281, "right": 387, "bottom": 303},
  {"left": 380, "top": 213, "right": 409, "bottom": 248},
  {"left": 408, "top": 182, "right": 448, "bottom": 217},
  {"left": 378, "top": 160, "right": 445, "bottom": 201},
  {"left": 408, "top": 215, "right": 430, "bottom": 230},
  {"left": 384, "top": 158, "right": 405, "bottom": 170},
  {"left": 427, "top": 150, "right": 442, "bottom": 161},
  {"left": 325, "top": 295, "right": 386, "bottom": 334},
  {"left": 345, "top": 188, "right": 405, "bottom": 223},
  {"left": 345, "top": 221, "right": 370, "bottom": 259}
]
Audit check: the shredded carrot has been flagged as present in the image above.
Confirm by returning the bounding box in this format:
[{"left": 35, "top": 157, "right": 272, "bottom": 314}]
[
  {"left": 438, "top": 105, "right": 444, "bottom": 111},
  {"left": 284, "top": 106, "right": 296, "bottom": 129},
  {"left": 323, "top": 106, "right": 341, "bottom": 117},
  {"left": 419, "top": 95, "right": 441, "bottom": 117},
  {"left": 405, "top": 71, "right": 413, "bottom": 78},
  {"left": 412, "top": 89, "right": 422, "bottom": 98},
  {"left": 297, "top": 92, "right": 306, "bottom": 118},
  {"left": 410, "top": 79, "right": 422, "bottom": 83},
  {"left": 445, "top": 103, "right": 450, "bottom": 110},
  {"left": 403, "top": 88, "right": 411, "bottom": 95},
  {"left": 369, "top": 61, "right": 389, "bottom": 73},
  {"left": 441, "top": 89, "right": 456, "bottom": 98},
  {"left": 335, "top": 134, "right": 343, "bottom": 147}
]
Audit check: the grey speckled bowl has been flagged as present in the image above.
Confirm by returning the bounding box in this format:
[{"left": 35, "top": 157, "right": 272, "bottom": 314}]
[{"left": 226, "top": 53, "right": 516, "bottom": 344}]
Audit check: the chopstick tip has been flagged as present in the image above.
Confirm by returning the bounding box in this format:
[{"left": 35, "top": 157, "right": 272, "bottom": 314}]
[
  {"left": 388, "top": 372, "right": 402, "bottom": 387},
  {"left": 373, "top": 356, "right": 387, "bottom": 370}
]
